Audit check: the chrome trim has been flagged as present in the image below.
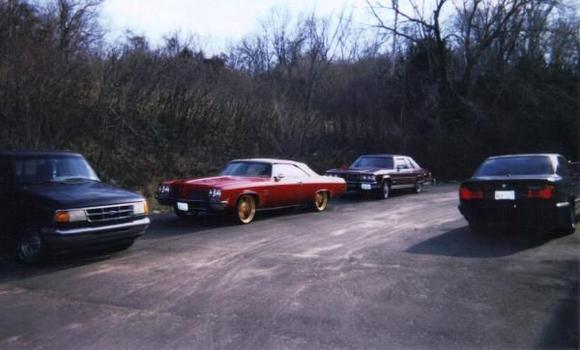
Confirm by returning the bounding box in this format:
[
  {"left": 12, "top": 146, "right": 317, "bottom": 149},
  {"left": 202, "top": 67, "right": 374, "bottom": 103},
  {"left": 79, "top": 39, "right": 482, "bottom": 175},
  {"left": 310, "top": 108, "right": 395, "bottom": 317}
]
[
  {"left": 556, "top": 202, "right": 570, "bottom": 208},
  {"left": 61, "top": 201, "right": 145, "bottom": 212},
  {"left": 53, "top": 217, "right": 150, "bottom": 235}
]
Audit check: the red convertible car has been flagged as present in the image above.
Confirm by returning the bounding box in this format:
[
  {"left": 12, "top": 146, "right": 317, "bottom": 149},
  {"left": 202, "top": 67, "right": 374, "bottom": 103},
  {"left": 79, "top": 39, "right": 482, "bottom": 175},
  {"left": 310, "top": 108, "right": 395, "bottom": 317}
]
[{"left": 156, "top": 159, "right": 346, "bottom": 224}]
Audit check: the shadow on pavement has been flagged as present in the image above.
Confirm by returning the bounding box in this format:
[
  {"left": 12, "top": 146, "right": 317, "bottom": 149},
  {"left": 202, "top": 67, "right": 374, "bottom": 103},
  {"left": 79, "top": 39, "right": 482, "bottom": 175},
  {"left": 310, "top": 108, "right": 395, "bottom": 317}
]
[
  {"left": 535, "top": 275, "right": 579, "bottom": 349},
  {"left": 406, "top": 226, "right": 568, "bottom": 258}
]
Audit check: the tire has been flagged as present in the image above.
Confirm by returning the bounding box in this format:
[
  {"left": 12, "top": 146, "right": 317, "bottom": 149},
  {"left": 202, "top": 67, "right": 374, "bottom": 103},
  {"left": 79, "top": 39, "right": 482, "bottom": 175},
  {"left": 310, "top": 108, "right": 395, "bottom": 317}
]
[
  {"left": 557, "top": 201, "right": 576, "bottom": 235},
  {"left": 313, "top": 191, "right": 329, "bottom": 212},
  {"left": 16, "top": 227, "right": 46, "bottom": 265},
  {"left": 375, "top": 181, "right": 390, "bottom": 200},
  {"left": 414, "top": 181, "right": 423, "bottom": 194},
  {"left": 235, "top": 195, "right": 257, "bottom": 224}
]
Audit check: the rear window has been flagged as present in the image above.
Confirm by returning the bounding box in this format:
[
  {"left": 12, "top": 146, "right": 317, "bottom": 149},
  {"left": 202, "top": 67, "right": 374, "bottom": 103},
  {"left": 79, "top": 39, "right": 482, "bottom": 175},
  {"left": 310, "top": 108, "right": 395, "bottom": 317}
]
[{"left": 474, "top": 156, "right": 554, "bottom": 177}]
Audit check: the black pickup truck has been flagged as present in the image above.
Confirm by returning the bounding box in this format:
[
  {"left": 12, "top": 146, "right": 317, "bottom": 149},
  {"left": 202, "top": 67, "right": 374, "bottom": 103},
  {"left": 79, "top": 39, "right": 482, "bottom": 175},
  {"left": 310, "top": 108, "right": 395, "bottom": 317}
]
[
  {"left": 459, "top": 154, "right": 579, "bottom": 233},
  {"left": 0, "top": 151, "right": 150, "bottom": 263}
]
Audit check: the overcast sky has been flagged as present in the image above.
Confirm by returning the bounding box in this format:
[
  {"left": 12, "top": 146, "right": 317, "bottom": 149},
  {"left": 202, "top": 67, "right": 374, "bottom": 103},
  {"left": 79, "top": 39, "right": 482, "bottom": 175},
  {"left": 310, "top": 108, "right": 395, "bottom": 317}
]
[{"left": 101, "top": 0, "right": 372, "bottom": 53}]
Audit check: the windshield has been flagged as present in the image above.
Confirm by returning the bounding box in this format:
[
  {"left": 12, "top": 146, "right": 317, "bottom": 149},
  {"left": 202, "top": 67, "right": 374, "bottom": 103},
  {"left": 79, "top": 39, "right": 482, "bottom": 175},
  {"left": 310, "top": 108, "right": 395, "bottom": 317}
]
[
  {"left": 351, "top": 156, "right": 394, "bottom": 169},
  {"left": 14, "top": 155, "right": 100, "bottom": 185},
  {"left": 221, "top": 161, "right": 272, "bottom": 177},
  {"left": 474, "top": 156, "right": 554, "bottom": 177}
]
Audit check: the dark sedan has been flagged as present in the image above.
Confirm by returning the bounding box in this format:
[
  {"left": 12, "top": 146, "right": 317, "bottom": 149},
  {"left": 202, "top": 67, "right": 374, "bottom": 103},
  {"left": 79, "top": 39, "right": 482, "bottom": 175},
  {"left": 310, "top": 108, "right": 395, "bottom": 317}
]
[
  {"left": 458, "top": 154, "right": 578, "bottom": 233},
  {"left": 326, "top": 154, "right": 432, "bottom": 199}
]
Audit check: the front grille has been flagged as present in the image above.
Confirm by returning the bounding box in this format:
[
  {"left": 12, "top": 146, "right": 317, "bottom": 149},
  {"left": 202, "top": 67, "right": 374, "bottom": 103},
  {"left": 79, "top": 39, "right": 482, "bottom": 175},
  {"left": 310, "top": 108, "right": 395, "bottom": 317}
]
[
  {"left": 86, "top": 204, "right": 134, "bottom": 223},
  {"left": 343, "top": 174, "right": 361, "bottom": 182},
  {"left": 191, "top": 190, "right": 209, "bottom": 201}
]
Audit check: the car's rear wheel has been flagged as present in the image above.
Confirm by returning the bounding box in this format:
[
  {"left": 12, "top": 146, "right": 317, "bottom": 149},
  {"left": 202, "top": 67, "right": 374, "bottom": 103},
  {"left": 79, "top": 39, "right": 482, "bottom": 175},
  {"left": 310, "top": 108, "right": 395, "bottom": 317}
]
[
  {"left": 557, "top": 201, "right": 576, "bottom": 235},
  {"left": 414, "top": 181, "right": 423, "bottom": 194},
  {"left": 313, "top": 191, "right": 329, "bottom": 212},
  {"left": 236, "top": 195, "right": 256, "bottom": 224},
  {"left": 16, "top": 227, "right": 45, "bottom": 265},
  {"left": 375, "top": 181, "right": 390, "bottom": 200}
]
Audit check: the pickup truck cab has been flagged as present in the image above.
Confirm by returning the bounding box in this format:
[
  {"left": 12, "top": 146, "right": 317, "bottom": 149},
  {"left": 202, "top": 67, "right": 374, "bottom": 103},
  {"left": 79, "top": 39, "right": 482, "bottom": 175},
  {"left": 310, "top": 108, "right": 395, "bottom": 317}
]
[{"left": 0, "top": 151, "right": 150, "bottom": 263}]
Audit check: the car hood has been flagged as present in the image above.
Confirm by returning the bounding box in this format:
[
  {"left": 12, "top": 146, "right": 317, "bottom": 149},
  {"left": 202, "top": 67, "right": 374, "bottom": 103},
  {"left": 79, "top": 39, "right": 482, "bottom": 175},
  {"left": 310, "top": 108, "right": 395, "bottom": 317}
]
[
  {"left": 173, "top": 176, "right": 270, "bottom": 189},
  {"left": 17, "top": 181, "right": 144, "bottom": 209}
]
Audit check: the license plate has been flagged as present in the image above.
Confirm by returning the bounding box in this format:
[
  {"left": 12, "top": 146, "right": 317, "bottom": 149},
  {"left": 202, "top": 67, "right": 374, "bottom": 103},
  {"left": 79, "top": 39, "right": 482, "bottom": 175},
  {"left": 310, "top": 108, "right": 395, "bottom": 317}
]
[
  {"left": 177, "top": 202, "right": 189, "bottom": 211},
  {"left": 361, "top": 183, "right": 372, "bottom": 190},
  {"left": 494, "top": 191, "right": 515, "bottom": 200}
]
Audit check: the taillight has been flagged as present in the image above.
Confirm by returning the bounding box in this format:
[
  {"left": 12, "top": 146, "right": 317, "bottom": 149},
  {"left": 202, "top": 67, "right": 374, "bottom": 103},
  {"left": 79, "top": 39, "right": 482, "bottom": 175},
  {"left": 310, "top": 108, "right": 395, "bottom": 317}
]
[
  {"left": 527, "top": 185, "right": 554, "bottom": 199},
  {"left": 460, "top": 186, "right": 484, "bottom": 200}
]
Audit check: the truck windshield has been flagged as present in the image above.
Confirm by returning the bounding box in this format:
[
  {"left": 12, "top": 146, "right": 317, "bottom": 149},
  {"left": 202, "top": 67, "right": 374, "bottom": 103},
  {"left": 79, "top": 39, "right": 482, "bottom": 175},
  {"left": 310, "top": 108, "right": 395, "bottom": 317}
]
[
  {"left": 474, "top": 156, "right": 554, "bottom": 177},
  {"left": 351, "top": 157, "right": 394, "bottom": 169},
  {"left": 14, "top": 155, "right": 100, "bottom": 185},
  {"left": 221, "top": 162, "right": 272, "bottom": 177}
]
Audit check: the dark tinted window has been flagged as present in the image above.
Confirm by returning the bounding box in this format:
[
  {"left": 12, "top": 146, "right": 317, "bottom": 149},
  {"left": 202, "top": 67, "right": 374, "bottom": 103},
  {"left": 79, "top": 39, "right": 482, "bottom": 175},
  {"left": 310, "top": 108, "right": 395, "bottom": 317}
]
[
  {"left": 13, "top": 155, "right": 99, "bottom": 185},
  {"left": 221, "top": 162, "right": 271, "bottom": 177},
  {"left": 351, "top": 157, "right": 394, "bottom": 169},
  {"left": 474, "top": 156, "right": 554, "bottom": 177}
]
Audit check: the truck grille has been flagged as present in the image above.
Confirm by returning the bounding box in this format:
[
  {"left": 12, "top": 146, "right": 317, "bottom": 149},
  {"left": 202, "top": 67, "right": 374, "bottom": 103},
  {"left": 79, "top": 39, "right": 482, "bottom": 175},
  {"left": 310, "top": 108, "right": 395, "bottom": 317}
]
[{"left": 86, "top": 204, "right": 134, "bottom": 223}]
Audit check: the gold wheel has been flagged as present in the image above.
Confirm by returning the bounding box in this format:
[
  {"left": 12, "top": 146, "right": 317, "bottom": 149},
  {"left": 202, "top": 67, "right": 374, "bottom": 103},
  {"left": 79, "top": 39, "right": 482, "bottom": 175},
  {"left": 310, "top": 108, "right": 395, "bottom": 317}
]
[
  {"left": 314, "top": 191, "right": 329, "bottom": 212},
  {"left": 237, "top": 195, "right": 256, "bottom": 224}
]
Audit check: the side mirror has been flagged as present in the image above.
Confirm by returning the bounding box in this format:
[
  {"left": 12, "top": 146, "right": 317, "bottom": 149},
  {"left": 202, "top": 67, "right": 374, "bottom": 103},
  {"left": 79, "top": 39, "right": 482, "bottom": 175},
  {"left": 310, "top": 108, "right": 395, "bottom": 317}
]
[
  {"left": 396, "top": 165, "right": 403, "bottom": 172},
  {"left": 274, "top": 174, "right": 285, "bottom": 182}
]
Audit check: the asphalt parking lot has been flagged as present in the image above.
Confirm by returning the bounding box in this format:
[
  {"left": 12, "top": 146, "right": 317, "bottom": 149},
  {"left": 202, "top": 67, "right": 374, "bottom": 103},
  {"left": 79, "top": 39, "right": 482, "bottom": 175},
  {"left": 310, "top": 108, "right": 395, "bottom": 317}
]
[{"left": 0, "top": 184, "right": 578, "bottom": 349}]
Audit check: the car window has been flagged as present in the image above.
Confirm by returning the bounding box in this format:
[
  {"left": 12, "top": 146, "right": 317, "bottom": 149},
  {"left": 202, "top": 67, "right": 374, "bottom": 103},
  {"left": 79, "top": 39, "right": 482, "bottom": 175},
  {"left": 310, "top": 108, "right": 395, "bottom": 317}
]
[
  {"left": 221, "top": 162, "right": 272, "bottom": 177},
  {"left": 273, "top": 164, "right": 310, "bottom": 179},
  {"left": 395, "top": 158, "right": 409, "bottom": 169},
  {"left": 350, "top": 157, "right": 394, "bottom": 169},
  {"left": 407, "top": 158, "right": 421, "bottom": 169},
  {"left": 13, "top": 156, "right": 99, "bottom": 185},
  {"left": 474, "top": 156, "right": 554, "bottom": 176},
  {"left": 404, "top": 158, "right": 415, "bottom": 169},
  {"left": 556, "top": 157, "right": 570, "bottom": 177}
]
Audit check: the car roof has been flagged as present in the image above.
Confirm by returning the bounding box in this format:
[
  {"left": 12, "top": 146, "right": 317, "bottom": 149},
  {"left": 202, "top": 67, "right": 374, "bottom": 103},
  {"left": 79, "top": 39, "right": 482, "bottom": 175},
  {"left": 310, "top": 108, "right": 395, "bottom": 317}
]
[
  {"left": 230, "top": 158, "right": 305, "bottom": 166},
  {"left": 358, "top": 154, "right": 406, "bottom": 158},
  {"left": 0, "top": 150, "right": 83, "bottom": 158},
  {"left": 487, "top": 153, "right": 563, "bottom": 160}
]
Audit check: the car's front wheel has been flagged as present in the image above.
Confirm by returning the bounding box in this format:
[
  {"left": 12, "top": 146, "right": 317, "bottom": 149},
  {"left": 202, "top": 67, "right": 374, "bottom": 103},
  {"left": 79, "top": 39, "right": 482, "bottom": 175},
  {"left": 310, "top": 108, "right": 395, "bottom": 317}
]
[
  {"left": 236, "top": 195, "right": 257, "bottom": 224},
  {"left": 313, "top": 191, "right": 329, "bottom": 212},
  {"left": 375, "top": 181, "right": 390, "bottom": 200},
  {"left": 16, "top": 227, "right": 46, "bottom": 264}
]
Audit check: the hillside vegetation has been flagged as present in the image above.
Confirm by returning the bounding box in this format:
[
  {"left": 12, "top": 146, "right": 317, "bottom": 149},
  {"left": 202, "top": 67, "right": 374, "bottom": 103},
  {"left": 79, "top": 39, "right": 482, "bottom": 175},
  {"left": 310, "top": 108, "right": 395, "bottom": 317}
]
[{"left": 0, "top": 0, "right": 578, "bottom": 196}]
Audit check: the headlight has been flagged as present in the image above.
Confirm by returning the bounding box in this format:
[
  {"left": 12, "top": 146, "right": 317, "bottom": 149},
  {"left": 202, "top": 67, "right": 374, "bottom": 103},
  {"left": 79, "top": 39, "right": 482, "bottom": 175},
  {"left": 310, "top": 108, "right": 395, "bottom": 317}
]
[
  {"left": 133, "top": 201, "right": 149, "bottom": 215},
  {"left": 209, "top": 188, "right": 222, "bottom": 199},
  {"left": 157, "top": 184, "right": 171, "bottom": 194},
  {"left": 362, "top": 175, "right": 375, "bottom": 181},
  {"left": 53, "top": 209, "right": 87, "bottom": 223}
]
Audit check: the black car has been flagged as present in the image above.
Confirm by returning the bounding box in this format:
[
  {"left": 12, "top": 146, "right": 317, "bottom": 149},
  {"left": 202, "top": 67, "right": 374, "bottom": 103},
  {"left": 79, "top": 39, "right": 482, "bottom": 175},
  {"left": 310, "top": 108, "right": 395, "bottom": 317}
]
[
  {"left": 326, "top": 154, "right": 433, "bottom": 199},
  {"left": 0, "top": 151, "right": 150, "bottom": 263},
  {"left": 459, "top": 154, "right": 579, "bottom": 233}
]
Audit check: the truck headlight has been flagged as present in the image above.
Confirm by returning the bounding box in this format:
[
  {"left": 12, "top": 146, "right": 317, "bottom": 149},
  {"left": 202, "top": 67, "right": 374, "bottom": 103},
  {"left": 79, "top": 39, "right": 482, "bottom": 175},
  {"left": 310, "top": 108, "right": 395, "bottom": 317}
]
[
  {"left": 54, "top": 209, "right": 87, "bottom": 223},
  {"left": 209, "top": 188, "right": 221, "bottom": 199},
  {"left": 133, "top": 201, "right": 149, "bottom": 215}
]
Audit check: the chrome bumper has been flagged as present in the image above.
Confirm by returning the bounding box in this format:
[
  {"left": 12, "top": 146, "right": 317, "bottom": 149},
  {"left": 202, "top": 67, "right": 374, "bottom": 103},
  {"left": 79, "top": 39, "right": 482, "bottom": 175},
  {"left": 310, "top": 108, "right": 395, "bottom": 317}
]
[{"left": 51, "top": 217, "right": 151, "bottom": 235}]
